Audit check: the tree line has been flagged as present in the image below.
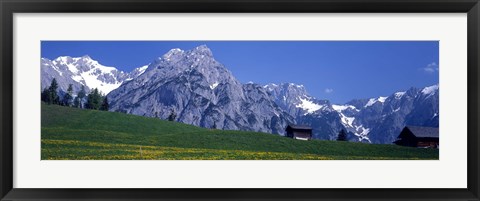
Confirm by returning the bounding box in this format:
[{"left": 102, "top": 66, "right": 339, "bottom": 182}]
[{"left": 41, "top": 78, "right": 109, "bottom": 111}]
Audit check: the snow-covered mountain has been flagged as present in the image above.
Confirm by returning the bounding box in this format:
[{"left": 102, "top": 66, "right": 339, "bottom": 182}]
[
  {"left": 264, "top": 83, "right": 332, "bottom": 116},
  {"left": 332, "top": 85, "right": 439, "bottom": 143},
  {"left": 264, "top": 83, "right": 439, "bottom": 143},
  {"left": 41, "top": 55, "right": 148, "bottom": 95},
  {"left": 264, "top": 83, "right": 345, "bottom": 139},
  {"left": 107, "top": 45, "right": 294, "bottom": 134}
]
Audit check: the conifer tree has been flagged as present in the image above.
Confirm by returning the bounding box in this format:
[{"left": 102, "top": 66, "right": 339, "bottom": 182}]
[
  {"left": 168, "top": 109, "right": 176, "bottom": 121},
  {"left": 212, "top": 122, "right": 217, "bottom": 129},
  {"left": 86, "top": 88, "right": 102, "bottom": 110},
  {"left": 62, "top": 84, "right": 73, "bottom": 106},
  {"left": 73, "top": 97, "right": 80, "bottom": 108},
  {"left": 337, "top": 129, "right": 348, "bottom": 141},
  {"left": 76, "top": 86, "right": 86, "bottom": 108},
  {"left": 41, "top": 88, "right": 49, "bottom": 103},
  {"left": 44, "top": 78, "right": 60, "bottom": 105},
  {"left": 100, "top": 96, "right": 109, "bottom": 111}
]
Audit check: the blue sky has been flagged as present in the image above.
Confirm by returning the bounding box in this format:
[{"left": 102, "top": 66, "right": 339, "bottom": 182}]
[{"left": 41, "top": 41, "right": 439, "bottom": 104}]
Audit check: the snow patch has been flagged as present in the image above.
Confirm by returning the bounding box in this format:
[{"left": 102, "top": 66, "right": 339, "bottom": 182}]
[
  {"left": 394, "top": 91, "right": 406, "bottom": 99},
  {"left": 296, "top": 98, "right": 323, "bottom": 114},
  {"left": 332, "top": 104, "right": 358, "bottom": 112},
  {"left": 422, "top": 84, "right": 439, "bottom": 96},
  {"left": 210, "top": 82, "right": 219, "bottom": 90},
  {"left": 66, "top": 63, "right": 79, "bottom": 74},
  {"left": 364, "top": 98, "right": 377, "bottom": 107},
  {"left": 71, "top": 75, "right": 83, "bottom": 83},
  {"left": 364, "top": 96, "right": 388, "bottom": 107},
  {"left": 360, "top": 127, "right": 370, "bottom": 136},
  {"left": 136, "top": 65, "right": 148, "bottom": 75},
  {"left": 57, "top": 56, "right": 71, "bottom": 64},
  {"left": 353, "top": 125, "right": 371, "bottom": 143},
  {"left": 378, "top": 96, "right": 388, "bottom": 103},
  {"left": 264, "top": 84, "right": 278, "bottom": 91},
  {"left": 287, "top": 83, "right": 303, "bottom": 88},
  {"left": 164, "top": 48, "right": 184, "bottom": 59},
  {"left": 338, "top": 113, "right": 355, "bottom": 127},
  {"left": 80, "top": 70, "right": 121, "bottom": 95}
]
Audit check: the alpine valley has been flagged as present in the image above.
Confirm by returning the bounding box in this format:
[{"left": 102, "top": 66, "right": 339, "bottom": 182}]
[{"left": 41, "top": 45, "right": 439, "bottom": 144}]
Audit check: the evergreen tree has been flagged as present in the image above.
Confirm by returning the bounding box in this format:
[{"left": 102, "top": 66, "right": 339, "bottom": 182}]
[
  {"left": 77, "top": 85, "right": 87, "bottom": 108},
  {"left": 168, "top": 109, "right": 176, "bottom": 121},
  {"left": 77, "top": 85, "right": 86, "bottom": 98},
  {"left": 86, "top": 88, "right": 102, "bottom": 110},
  {"left": 77, "top": 86, "right": 86, "bottom": 108},
  {"left": 62, "top": 84, "right": 74, "bottom": 106},
  {"left": 41, "top": 88, "right": 49, "bottom": 103},
  {"left": 49, "top": 78, "right": 60, "bottom": 104},
  {"left": 100, "top": 96, "right": 109, "bottom": 111},
  {"left": 337, "top": 129, "right": 348, "bottom": 141},
  {"left": 211, "top": 122, "right": 217, "bottom": 129},
  {"left": 73, "top": 97, "right": 80, "bottom": 108},
  {"left": 44, "top": 78, "right": 60, "bottom": 105}
]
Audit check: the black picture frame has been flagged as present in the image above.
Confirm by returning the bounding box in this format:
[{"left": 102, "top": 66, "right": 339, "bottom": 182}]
[{"left": 1, "top": 0, "right": 479, "bottom": 200}]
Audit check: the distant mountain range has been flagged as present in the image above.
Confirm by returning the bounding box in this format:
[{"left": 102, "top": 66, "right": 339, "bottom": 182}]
[
  {"left": 41, "top": 45, "right": 439, "bottom": 144},
  {"left": 41, "top": 55, "right": 148, "bottom": 94},
  {"left": 264, "top": 83, "right": 438, "bottom": 143}
]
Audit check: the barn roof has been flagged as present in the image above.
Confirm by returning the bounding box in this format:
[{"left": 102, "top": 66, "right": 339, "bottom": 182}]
[
  {"left": 405, "top": 126, "right": 439, "bottom": 138},
  {"left": 287, "top": 124, "right": 312, "bottom": 130}
]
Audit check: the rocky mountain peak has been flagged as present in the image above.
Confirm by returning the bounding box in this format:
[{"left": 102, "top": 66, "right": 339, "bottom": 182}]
[
  {"left": 162, "top": 48, "right": 185, "bottom": 60},
  {"left": 264, "top": 83, "right": 308, "bottom": 96},
  {"left": 107, "top": 46, "right": 292, "bottom": 135},
  {"left": 157, "top": 45, "right": 214, "bottom": 63},
  {"left": 80, "top": 55, "right": 92, "bottom": 60},
  {"left": 190, "top": 45, "right": 213, "bottom": 57}
]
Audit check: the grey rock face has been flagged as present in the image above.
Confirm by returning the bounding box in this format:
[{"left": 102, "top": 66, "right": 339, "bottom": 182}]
[{"left": 108, "top": 45, "right": 294, "bottom": 135}]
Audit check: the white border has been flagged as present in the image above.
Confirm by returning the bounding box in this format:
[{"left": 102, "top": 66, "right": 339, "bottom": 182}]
[{"left": 13, "top": 13, "right": 467, "bottom": 188}]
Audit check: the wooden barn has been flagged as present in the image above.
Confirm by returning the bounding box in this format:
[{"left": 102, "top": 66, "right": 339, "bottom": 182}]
[
  {"left": 285, "top": 125, "right": 312, "bottom": 140},
  {"left": 393, "top": 126, "right": 439, "bottom": 148}
]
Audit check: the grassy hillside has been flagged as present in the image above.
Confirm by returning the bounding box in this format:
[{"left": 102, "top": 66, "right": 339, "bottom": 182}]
[{"left": 41, "top": 103, "right": 439, "bottom": 160}]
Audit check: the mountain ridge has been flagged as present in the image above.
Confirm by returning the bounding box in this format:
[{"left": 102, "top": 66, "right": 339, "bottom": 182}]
[
  {"left": 41, "top": 55, "right": 148, "bottom": 94},
  {"left": 41, "top": 45, "right": 439, "bottom": 144}
]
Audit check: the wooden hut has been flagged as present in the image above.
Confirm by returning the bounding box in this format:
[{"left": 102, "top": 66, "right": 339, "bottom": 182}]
[
  {"left": 393, "top": 126, "right": 439, "bottom": 148},
  {"left": 285, "top": 125, "right": 312, "bottom": 140}
]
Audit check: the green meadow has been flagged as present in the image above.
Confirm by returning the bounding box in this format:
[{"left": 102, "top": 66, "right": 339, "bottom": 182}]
[{"left": 41, "top": 103, "right": 439, "bottom": 160}]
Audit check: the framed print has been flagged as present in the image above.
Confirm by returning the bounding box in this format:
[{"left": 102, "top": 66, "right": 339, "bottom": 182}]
[{"left": 1, "top": 0, "right": 479, "bottom": 200}]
